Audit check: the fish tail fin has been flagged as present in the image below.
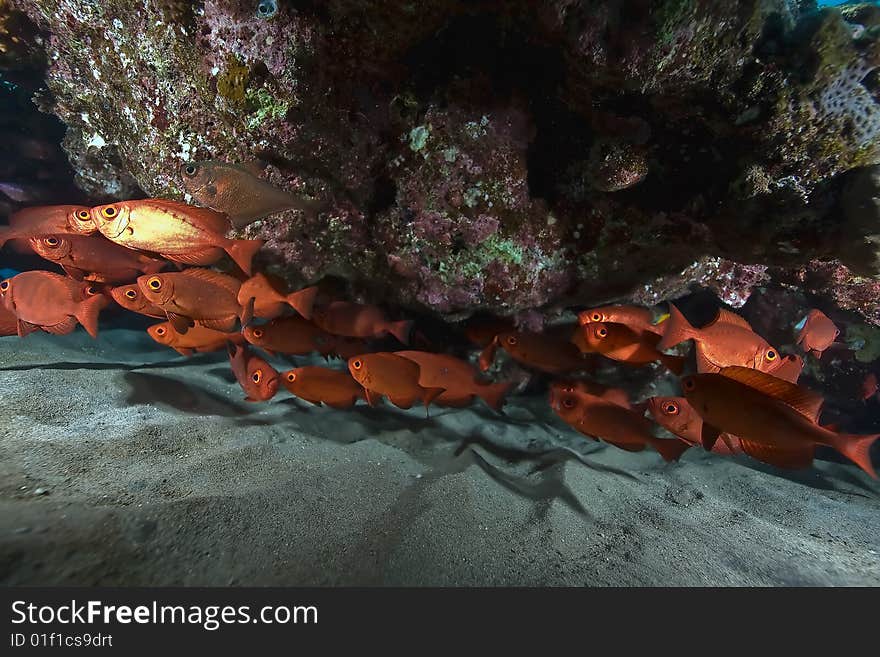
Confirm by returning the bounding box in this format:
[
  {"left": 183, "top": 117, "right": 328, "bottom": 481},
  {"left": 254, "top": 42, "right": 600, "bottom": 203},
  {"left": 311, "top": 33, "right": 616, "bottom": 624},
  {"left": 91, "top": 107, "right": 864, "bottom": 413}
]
[
  {"left": 834, "top": 432, "right": 879, "bottom": 479},
  {"left": 480, "top": 381, "right": 514, "bottom": 412},
  {"left": 387, "top": 320, "right": 413, "bottom": 345},
  {"left": 657, "top": 303, "right": 697, "bottom": 351},
  {"left": 660, "top": 353, "right": 686, "bottom": 375},
  {"left": 225, "top": 239, "right": 264, "bottom": 276},
  {"left": 75, "top": 294, "right": 106, "bottom": 338},
  {"left": 652, "top": 438, "right": 691, "bottom": 463},
  {"left": 286, "top": 286, "right": 318, "bottom": 320}
]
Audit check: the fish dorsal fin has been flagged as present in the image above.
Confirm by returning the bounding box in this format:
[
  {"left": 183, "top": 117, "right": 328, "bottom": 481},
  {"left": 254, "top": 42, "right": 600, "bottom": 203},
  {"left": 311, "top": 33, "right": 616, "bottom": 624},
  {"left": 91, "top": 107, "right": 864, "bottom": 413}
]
[
  {"left": 718, "top": 366, "right": 823, "bottom": 423},
  {"left": 710, "top": 308, "right": 753, "bottom": 331},
  {"left": 238, "top": 160, "right": 267, "bottom": 177},
  {"left": 180, "top": 268, "right": 241, "bottom": 295}
]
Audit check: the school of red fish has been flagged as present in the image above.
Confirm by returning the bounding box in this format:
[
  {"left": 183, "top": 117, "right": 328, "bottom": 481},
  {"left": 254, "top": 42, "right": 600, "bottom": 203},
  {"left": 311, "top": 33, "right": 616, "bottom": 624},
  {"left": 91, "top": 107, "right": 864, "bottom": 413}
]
[{"left": 1, "top": 197, "right": 878, "bottom": 480}]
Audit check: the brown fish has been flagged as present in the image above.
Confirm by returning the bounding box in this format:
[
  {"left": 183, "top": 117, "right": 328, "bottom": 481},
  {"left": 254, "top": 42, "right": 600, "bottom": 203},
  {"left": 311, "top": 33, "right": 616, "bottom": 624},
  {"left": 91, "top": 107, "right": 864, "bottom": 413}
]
[
  {"left": 137, "top": 268, "right": 244, "bottom": 333},
  {"left": 480, "top": 331, "right": 587, "bottom": 374},
  {"left": 238, "top": 272, "right": 318, "bottom": 322},
  {"left": 0, "top": 204, "right": 94, "bottom": 248},
  {"left": 646, "top": 396, "right": 740, "bottom": 455},
  {"left": 550, "top": 387, "right": 690, "bottom": 462},
  {"left": 242, "top": 315, "right": 336, "bottom": 357},
  {"left": 311, "top": 301, "right": 412, "bottom": 344},
  {"left": 682, "top": 367, "right": 879, "bottom": 477},
  {"left": 348, "top": 353, "right": 444, "bottom": 409},
  {"left": 110, "top": 284, "right": 167, "bottom": 318},
  {"left": 583, "top": 322, "right": 684, "bottom": 374},
  {"left": 0, "top": 271, "right": 107, "bottom": 338},
  {"left": 281, "top": 366, "right": 365, "bottom": 409},
  {"left": 28, "top": 234, "right": 166, "bottom": 282},
  {"left": 659, "top": 304, "right": 781, "bottom": 374},
  {"left": 146, "top": 321, "right": 243, "bottom": 356},
  {"left": 228, "top": 343, "right": 279, "bottom": 402},
  {"left": 462, "top": 315, "right": 516, "bottom": 348},
  {"left": 89, "top": 199, "right": 263, "bottom": 275},
  {"left": 0, "top": 304, "right": 18, "bottom": 336},
  {"left": 180, "top": 160, "right": 326, "bottom": 228},
  {"left": 395, "top": 350, "right": 513, "bottom": 411},
  {"left": 796, "top": 309, "right": 839, "bottom": 358},
  {"left": 578, "top": 304, "right": 664, "bottom": 336}
]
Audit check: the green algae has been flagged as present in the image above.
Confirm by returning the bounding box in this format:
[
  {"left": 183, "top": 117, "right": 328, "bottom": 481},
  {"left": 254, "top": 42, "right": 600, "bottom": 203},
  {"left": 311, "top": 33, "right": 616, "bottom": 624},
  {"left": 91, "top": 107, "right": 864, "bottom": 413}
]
[{"left": 217, "top": 55, "right": 249, "bottom": 104}]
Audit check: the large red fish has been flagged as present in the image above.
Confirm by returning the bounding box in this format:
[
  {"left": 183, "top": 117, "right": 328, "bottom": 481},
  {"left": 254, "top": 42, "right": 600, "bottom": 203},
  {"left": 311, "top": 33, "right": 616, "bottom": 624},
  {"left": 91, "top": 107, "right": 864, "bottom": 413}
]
[
  {"left": 583, "top": 322, "right": 684, "bottom": 374},
  {"left": 796, "top": 309, "right": 839, "bottom": 358},
  {"left": 110, "top": 284, "right": 166, "bottom": 318},
  {"left": 242, "top": 315, "right": 336, "bottom": 357},
  {"left": 348, "top": 353, "right": 444, "bottom": 409},
  {"left": 137, "top": 268, "right": 244, "bottom": 333},
  {"left": 550, "top": 387, "right": 690, "bottom": 462},
  {"left": 146, "top": 321, "right": 243, "bottom": 356},
  {"left": 228, "top": 343, "right": 279, "bottom": 402},
  {"left": 238, "top": 273, "right": 318, "bottom": 323},
  {"left": 395, "top": 350, "right": 513, "bottom": 411},
  {"left": 646, "top": 396, "right": 741, "bottom": 455},
  {"left": 311, "top": 301, "right": 412, "bottom": 344},
  {"left": 578, "top": 304, "right": 664, "bottom": 336},
  {"left": 0, "top": 271, "right": 108, "bottom": 338},
  {"left": 480, "top": 330, "right": 587, "bottom": 374},
  {"left": 28, "top": 234, "right": 166, "bottom": 283},
  {"left": 0, "top": 204, "right": 95, "bottom": 248},
  {"left": 281, "top": 366, "right": 365, "bottom": 409},
  {"left": 682, "top": 366, "right": 879, "bottom": 477},
  {"left": 659, "top": 304, "right": 781, "bottom": 374},
  {"left": 89, "top": 199, "right": 263, "bottom": 275}
]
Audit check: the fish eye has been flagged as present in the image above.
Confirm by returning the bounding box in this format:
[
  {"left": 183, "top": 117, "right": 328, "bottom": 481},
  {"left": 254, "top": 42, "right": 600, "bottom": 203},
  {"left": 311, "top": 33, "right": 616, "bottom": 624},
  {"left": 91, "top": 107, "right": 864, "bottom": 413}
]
[
  {"left": 352, "top": 359, "right": 363, "bottom": 370},
  {"left": 766, "top": 350, "right": 777, "bottom": 361},
  {"left": 562, "top": 398, "right": 576, "bottom": 409},
  {"left": 257, "top": 0, "right": 277, "bottom": 18},
  {"left": 183, "top": 163, "right": 198, "bottom": 177},
  {"left": 591, "top": 313, "right": 601, "bottom": 322},
  {"left": 597, "top": 327, "right": 608, "bottom": 338},
  {"left": 85, "top": 286, "right": 97, "bottom": 296},
  {"left": 45, "top": 237, "right": 59, "bottom": 247},
  {"left": 664, "top": 401, "right": 680, "bottom": 415},
  {"left": 287, "top": 372, "right": 296, "bottom": 382},
  {"left": 125, "top": 289, "right": 137, "bottom": 299},
  {"left": 0, "top": 280, "right": 8, "bottom": 292},
  {"left": 156, "top": 327, "right": 166, "bottom": 336},
  {"left": 252, "top": 370, "right": 262, "bottom": 384},
  {"left": 77, "top": 210, "right": 90, "bottom": 220},
  {"left": 253, "top": 328, "right": 264, "bottom": 339},
  {"left": 147, "top": 277, "right": 162, "bottom": 291},
  {"left": 507, "top": 336, "right": 518, "bottom": 346},
  {"left": 101, "top": 206, "right": 117, "bottom": 218}
]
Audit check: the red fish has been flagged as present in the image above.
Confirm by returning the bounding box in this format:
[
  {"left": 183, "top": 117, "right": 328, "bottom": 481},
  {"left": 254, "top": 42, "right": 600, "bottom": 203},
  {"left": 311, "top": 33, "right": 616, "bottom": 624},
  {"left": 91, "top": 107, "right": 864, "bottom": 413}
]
[
  {"left": 550, "top": 387, "right": 690, "bottom": 462},
  {"left": 281, "top": 366, "right": 365, "bottom": 409},
  {"left": 0, "top": 271, "right": 107, "bottom": 338},
  {"left": 137, "top": 268, "right": 244, "bottom": 333},
  {"left": 28, "top": 234, "right": 166, "bottom": 282},
  {"left": 348, "top": 353, "right": 444, "bottom": 409},
  {"left": 796, "top": 309, "right": 839, "bottom": 358},
  {"left": 395, "top": 350, "right": 513, "bottom": 410},
  {"left": 480, "top": 331, "right": 587, "bottom": 374},
  {"left": 0, "top": 204, "right": 95, "bottom": 248},
  {"left": 682, "top": 366, "right": 879, "bottom": 477},
  {"left": 578, "top": 304, "right": 664, "bottom": 336},
  {"left": 311, "top": 301, "right": 412, "bottom": 344},
  {"left": 659, "top": 304, "right": 781, "bottom": 374},
  {"left": 583, "top": 322, "right": 684, "bottom": 373},
  {"left": 0, "top": 304, "right": 17, "bottom": 336},
  {"left": 862, "top": 373, "right": 878, "bottom": 402},
  {"left": 550, "top": 380, "right": 631, "bottom": 409},
  {"left": 238, "top": 273, "right": 318, "bottom": 322},
  {"left": 110, "top": 284, "right": 166, "bottom": 318},
  {"left": 146, "top": 321, "right": 243, "bottom": 356},
  {"left": 89, "top": 199, "right": 263, "bottom": 275},
  {"left": 462, "top": 315, "right": 516, "bottom": 347},
  {"left": 228, "top": 343, "right": 279, "bottom": 402},
  {"left": 242, "top": 316, "right": 336, "bottom": 356},
  {"left": 646, "top": 396, "right": 740, "bottom": 455}
]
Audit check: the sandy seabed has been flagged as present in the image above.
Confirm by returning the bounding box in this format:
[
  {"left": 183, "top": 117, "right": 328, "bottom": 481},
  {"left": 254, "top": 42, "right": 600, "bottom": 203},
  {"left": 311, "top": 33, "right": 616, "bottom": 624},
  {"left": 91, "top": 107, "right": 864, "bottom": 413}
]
[{"left": 1, "top": 327, "right": 878, "bottom": 586}]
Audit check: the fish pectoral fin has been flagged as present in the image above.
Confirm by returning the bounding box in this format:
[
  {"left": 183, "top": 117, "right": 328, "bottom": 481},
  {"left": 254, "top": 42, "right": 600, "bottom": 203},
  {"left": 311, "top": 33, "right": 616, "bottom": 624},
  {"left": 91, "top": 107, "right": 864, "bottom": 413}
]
[
  {"left": 364, "top": 389, "right": 380, "bottom": 407},
  {"left": 701, "top": 423, "right": 722, "bottom": 452},
  {"left": 43, "top": 317, "right": 78, "bottom": 335},
  {"left": 16, "top": 319, "right": 40, "bottom": 337},
  {"left": 166, "top": 312, "right": 194, "bottom": 335},
  {"left": 240, "top": 296, "right": 255, "bottom": 327},
  {"left": 422, "top": 386, "right": 445, "bottom": 407},
  {"left": 717, "top": 366, "right": 823, "bottom": 423}
]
